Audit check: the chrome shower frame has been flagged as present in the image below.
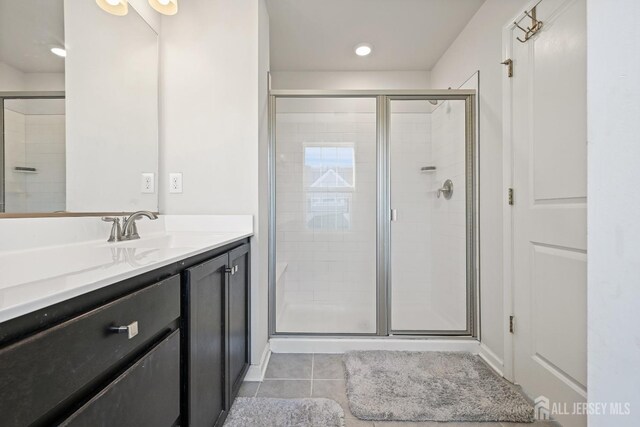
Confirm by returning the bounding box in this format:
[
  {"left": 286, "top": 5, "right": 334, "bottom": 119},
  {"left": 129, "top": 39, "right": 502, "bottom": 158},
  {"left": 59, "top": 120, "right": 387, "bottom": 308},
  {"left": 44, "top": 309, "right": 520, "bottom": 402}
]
[{"left": 268, "top": 89, "right": 478, "bottom": 339}]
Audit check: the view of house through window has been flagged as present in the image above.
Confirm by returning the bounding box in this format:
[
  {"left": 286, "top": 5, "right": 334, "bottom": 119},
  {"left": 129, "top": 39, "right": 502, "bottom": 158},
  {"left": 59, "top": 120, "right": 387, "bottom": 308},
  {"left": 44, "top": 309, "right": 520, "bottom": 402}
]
[{"left": 304, "top": 144, "right": 355, "bottom": 231}]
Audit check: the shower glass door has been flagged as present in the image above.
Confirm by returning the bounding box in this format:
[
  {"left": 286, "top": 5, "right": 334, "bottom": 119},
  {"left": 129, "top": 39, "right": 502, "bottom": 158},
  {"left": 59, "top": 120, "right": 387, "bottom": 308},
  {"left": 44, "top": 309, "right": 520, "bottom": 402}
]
[
  {"left": 273, "top": 97, "right": 378, "bottom": 334},
  {"left": 388, "top": 98, "right": 472, "bottom": 334},
  {"left": 270, "top": 92, "right": 475, "bottom": 337}
]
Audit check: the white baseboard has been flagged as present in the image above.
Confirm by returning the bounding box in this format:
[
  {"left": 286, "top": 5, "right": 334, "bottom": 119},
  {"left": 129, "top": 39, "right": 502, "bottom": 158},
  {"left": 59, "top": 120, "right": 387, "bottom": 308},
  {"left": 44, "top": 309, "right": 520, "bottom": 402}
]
[
  {"left": 269, "top": 337, "right": 481, "bottom": 354},
  {"left": 244, "top": 342, "right": 272, "bottom": 382},
  {"left": 478, "top": 342, "right": 505, "bottom": 377}
]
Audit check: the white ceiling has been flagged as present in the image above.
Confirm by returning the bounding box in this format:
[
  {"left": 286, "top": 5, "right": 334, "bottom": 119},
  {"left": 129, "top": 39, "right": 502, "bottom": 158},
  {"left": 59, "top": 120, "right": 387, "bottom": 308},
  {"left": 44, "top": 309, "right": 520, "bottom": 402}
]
[
  {"left": 0, "top": 0, "right": 65, "bottom": 73},
  {"left": 266, "top": 0, "right": 485, "bottom": 71}
]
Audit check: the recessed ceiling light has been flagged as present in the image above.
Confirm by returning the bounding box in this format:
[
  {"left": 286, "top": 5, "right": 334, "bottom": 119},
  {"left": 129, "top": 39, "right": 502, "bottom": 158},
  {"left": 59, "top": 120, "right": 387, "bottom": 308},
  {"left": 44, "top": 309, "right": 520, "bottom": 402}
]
[
  {"left": 355, "top": 43, "right": 372, "bottom": 57},
  {"left": 50, "top": 47, "right": 66, "bottom": 58}
]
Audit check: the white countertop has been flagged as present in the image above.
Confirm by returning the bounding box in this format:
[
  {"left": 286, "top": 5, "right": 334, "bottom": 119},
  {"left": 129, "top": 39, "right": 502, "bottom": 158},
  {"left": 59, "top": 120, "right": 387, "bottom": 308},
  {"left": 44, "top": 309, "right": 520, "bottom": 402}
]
[{"left": 0, "top": 215, "right": 253, "bottom": 323}]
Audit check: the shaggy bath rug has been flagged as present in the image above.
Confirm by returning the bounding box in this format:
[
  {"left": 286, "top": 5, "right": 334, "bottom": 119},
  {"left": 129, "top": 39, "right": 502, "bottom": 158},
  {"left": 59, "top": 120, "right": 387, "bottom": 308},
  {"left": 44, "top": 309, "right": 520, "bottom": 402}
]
[
  {"left": 224, "top": 397, "right": 344, "bottom": 427},
  {"left": 344, "top": 351, "right": 534, "bottom": 423}
]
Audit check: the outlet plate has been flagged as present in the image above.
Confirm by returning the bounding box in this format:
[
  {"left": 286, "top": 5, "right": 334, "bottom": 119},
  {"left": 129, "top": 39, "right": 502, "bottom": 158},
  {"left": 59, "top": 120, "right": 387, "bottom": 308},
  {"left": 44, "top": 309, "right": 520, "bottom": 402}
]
[
  {"left": 141, "top": 173, "right": 155, "bottom": 193},
  {"left": 169, "top": 173, "right": 183, "bottom": 193}
]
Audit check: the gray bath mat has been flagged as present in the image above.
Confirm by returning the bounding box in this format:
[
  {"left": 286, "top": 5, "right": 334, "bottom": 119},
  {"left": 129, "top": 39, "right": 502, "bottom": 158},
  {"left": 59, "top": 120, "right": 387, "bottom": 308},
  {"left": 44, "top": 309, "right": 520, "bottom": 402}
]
[
  {"left": 224, "top": 397, "right": 344, "bottom": 427},
  {"left": 344, "top": 351, "right": 534, "bottom": 423}
]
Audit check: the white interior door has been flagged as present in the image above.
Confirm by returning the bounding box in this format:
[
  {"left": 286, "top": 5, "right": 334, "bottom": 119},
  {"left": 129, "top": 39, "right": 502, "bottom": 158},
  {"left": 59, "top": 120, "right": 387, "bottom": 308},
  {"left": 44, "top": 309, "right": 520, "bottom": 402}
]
[{"left": 509, "top": 0, "right": 587, "bottom": 425}]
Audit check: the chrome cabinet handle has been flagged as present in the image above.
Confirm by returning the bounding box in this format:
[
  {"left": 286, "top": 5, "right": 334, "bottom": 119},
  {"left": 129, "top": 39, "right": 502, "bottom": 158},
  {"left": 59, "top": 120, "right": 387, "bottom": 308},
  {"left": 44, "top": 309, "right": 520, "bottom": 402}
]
[{"left": 109, "top": 321, "right": 139, "bottom": 339}]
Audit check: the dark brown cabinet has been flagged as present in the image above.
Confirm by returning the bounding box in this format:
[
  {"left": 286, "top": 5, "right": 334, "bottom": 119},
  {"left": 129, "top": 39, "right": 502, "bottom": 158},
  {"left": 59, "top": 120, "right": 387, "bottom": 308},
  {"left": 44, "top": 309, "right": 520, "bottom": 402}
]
[
  {"left": 0, "top": 238, "right": 250, "bottom": 427},
  {"left": 184, "top": 254, "right": 228, "bottom": 427},
  {"left": 227, "top": 244, "right": 250, "bottom": 402},
  {"left": 0, "top": 276, "right": 181, "bottom": 427},
  {"left": 183, "top": 243, "right": 251, "bottom": 427},
  {"left": 60, "top": 330, "right": 181, "bottom": 427}
]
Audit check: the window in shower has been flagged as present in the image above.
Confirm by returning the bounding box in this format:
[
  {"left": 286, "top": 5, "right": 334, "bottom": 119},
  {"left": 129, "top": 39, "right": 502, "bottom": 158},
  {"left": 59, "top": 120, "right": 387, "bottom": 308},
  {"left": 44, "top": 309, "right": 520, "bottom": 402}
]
[
  {"left": 274, "top": 97, "right": 377, "bottom": 334},
  {"left": 304, "top": 144, "right": 355, "bottom": 231}
]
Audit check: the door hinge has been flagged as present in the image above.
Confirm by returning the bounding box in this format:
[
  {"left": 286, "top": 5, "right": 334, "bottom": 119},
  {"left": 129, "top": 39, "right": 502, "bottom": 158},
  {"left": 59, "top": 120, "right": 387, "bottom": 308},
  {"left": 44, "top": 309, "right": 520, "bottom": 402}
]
[
  {"left": 501, "top": 59, "right": 513, "bottom": 77},
  {"left": 509, "top": 315, "right": 515, "bottom": 334},
  {"left": 508, "top": 188, "right": 514, "bottom": 205}
]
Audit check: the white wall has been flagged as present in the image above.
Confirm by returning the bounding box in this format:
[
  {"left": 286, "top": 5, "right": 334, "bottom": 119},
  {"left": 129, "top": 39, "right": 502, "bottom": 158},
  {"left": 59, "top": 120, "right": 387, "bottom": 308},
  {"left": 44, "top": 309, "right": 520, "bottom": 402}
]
[
  {"left": 0, "top": 62, "right": 64, "bottom": 92},
  {"left": 160, "top": 0, "right": 270, "bottom": 368},
  {"left": 64, "top": 0, "right": 158, "bottom": 212},
  {"left": 587, "top": 0, "right": 640, "bottom": 425},
  {"left": 430, "top": 0, "right": 529, "bottom": 372},
  {"left": 129, "top": 0, "right": 161, "bottom": 33},
  {"left": 255, "top": 0, "right": 270, "bottom": 371},
  {"left": 271, "top": 70, "right": 430, "bottom": 90}
]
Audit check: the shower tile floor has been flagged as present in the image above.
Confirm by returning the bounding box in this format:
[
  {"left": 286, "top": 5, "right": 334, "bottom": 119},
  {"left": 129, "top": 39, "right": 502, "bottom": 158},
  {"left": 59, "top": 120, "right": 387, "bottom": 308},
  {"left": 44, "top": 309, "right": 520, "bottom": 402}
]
[{"left": 238, "top": 353, "right": 562, "bottom": 427}]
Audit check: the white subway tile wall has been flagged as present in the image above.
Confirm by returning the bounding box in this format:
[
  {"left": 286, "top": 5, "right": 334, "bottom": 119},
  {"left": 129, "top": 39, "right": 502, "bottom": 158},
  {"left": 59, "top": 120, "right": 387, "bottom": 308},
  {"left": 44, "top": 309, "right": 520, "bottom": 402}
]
[
  {"left": 389, "top": 99, "right": 467, "bottom": 331},
  {"left": 275, "top": 98, "right": 377, "bottom": 334},
  {"left": 3, "top": 100, "right": 66, "bottom": 213},
  {"left": 429, "top": 100, "right": 468, "bottom": 330},
  {"left": 389, "top": 104, "right": 435, "bottom": 330},
  {"left": 3, "top": 109, "right": 27, "bottom": 212}
]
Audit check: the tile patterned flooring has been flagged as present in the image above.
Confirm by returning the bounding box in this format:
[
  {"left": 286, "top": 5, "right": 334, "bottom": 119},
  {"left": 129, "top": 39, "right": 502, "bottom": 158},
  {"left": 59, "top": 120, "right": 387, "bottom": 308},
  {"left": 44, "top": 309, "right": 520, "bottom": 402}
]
[{"left": 238, "top": 353, "right": 561, "bottom": 427}]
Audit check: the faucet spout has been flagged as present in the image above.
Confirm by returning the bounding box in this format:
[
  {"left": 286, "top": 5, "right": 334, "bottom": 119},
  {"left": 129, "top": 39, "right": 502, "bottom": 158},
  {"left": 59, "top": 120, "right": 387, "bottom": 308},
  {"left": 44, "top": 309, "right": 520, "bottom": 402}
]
[{"left": 122, "top": 211, "right": 158, "bottom": 240}]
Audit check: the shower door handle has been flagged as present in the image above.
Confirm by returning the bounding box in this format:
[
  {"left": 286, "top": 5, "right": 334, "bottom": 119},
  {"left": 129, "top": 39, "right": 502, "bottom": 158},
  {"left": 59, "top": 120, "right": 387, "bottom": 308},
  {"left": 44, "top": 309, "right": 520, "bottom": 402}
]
[{"left": 390, "top": 209, "right": 398, "bottom": 222}]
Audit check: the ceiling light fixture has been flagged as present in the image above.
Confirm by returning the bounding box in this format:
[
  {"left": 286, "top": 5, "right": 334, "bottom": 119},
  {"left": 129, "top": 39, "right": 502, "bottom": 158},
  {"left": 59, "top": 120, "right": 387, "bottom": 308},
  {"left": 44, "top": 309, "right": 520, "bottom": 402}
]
[
  {"left": 148, "top": 0, "right": 178, "bottom": 15},
  {"left": 50, "top": 47, "right": 67, "bottom": 58},
  {"left": 96, "top": 0, "right": 129, "bottom": 16},
  {"left": 354, "top": 43, "right": 372, "bottom": 57}
]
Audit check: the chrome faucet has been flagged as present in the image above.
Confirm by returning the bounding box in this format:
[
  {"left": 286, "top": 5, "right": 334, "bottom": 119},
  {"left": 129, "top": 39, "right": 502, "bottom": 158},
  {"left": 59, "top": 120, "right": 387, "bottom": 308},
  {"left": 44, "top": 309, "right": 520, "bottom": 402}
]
[
  {"left": 102, "top": 211, "right": 158, "bottom": 242},
  {"left": 122, "top": 211, "right": 158, "bottom": 240}
]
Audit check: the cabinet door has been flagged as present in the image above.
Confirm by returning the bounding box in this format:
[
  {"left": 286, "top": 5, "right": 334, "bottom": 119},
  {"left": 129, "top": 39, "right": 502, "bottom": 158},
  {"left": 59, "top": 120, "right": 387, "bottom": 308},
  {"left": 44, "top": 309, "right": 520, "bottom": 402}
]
[
  {"left": 184, "top": 254, "right": 227, "bottom": 427},
  {"left": 59, "top": 330, "right": 180, "bottom": 427},
  {"left": 227, "top": 244, "right": 250, "bottom": 402}
]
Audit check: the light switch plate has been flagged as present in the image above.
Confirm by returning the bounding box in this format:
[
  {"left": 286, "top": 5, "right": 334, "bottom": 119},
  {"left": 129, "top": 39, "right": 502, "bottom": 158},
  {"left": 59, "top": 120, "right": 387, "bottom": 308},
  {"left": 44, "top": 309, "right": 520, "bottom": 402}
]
[
  {"left": 169, "top": 173, "right": 183, "bottom": 193},
  {"left": 141, "top": 173, "right": 155, "bottom": 193}
]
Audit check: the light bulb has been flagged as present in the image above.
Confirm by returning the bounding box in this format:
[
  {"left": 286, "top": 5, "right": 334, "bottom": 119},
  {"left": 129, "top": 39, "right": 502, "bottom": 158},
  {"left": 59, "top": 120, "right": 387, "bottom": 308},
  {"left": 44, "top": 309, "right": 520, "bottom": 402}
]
[
  {"left": 96, "top": 0, "right": 128, "bottom": 16},
  {"left": 50, "top": 47, "right": 66, "bottom": 58},
  {"left": 149, "top": 0, "right": 177, "bottom": 15},
  {"left": 355, "top": 43, "right": 372, "bottom": 57}
]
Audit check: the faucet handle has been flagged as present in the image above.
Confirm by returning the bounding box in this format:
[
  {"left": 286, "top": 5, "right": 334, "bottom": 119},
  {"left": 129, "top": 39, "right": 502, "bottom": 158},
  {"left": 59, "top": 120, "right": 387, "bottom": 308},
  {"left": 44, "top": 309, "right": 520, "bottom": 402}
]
[{"left": 102, "top": 217, "right": 123, "bottom": 242}]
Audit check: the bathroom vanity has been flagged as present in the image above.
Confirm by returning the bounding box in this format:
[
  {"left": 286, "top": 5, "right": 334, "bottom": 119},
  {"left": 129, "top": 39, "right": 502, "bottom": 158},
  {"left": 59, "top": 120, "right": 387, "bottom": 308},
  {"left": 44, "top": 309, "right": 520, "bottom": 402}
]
[{"left": 0, "top": 217, "right": 252, "bottom": 427}]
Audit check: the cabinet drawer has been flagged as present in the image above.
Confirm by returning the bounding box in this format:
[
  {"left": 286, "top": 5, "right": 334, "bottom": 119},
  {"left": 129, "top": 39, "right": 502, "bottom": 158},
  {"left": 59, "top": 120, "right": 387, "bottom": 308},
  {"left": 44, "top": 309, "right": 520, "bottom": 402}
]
[
  {"left": 0, "top": 275, "right": 180, "bottom": 427},
  {"left": 60, "top": 330, "right": 181, "bottom": 427}
]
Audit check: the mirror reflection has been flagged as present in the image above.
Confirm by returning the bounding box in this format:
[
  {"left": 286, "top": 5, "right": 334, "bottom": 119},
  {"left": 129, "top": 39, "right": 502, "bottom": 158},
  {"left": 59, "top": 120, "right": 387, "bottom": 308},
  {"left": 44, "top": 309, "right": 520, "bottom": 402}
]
[{"left": 0, "top": 0, "right": 159, "bottom": 215}]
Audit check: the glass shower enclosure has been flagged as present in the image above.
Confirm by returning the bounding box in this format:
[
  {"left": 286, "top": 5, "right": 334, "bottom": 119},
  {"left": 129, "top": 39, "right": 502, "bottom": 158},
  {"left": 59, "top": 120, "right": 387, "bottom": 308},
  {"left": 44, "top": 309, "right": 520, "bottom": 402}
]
[{"left": 269, "top": 90, "right": 477, "bottom": 337}]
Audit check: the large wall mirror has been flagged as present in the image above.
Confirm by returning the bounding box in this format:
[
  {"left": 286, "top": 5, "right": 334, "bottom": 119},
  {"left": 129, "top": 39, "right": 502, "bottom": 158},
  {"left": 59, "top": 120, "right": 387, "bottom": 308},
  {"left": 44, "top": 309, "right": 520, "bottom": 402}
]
[{"left": 0, "top": 0, "right": 159, "bottom": 215}]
